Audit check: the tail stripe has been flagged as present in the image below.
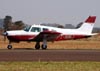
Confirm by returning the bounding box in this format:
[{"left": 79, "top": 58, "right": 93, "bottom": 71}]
[{"left": 85, "top": 16, "right": 96, "bottom": 23}]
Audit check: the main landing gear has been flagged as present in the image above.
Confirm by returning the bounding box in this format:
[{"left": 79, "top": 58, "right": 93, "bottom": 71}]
[
  {"left": 35, "top": 35, "right": 47, "bottom": 50},
  {"left": 35, "top": 42, "right": 40, "bottom": 49},
  {"left": 35, "top": 42, "right": 47, "bottom": 50}
]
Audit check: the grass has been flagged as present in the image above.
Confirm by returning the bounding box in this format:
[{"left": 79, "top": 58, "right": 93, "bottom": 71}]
[{"left": 0, "top": 61, "right": 100, "bottom": 71}]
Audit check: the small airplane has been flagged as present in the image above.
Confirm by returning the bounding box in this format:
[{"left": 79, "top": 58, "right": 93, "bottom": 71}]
[{"left": 3, "top": 16, "right": 96, "bottom": 49}]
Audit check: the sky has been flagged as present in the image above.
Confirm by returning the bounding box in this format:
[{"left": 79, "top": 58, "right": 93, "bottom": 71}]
[{"left": 0, "top": 0, "right": 100, "bottom": 27}]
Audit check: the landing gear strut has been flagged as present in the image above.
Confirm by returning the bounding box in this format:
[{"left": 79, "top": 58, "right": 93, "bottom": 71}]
[
  {"left": 35, "top": 42, "right": 47, "bottom": 50},
  {"left": 41, "top": 37, "right": 47, "bottom": 49}
]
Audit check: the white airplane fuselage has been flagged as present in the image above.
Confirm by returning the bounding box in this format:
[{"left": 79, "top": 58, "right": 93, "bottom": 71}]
[{"left": 6, "top": 24, "right": 92, "bottom": 42}]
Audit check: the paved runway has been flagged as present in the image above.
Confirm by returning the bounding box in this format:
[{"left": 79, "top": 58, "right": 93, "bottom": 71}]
[{"left": 0, "top": 49, "right": 100, "bottom": 61}]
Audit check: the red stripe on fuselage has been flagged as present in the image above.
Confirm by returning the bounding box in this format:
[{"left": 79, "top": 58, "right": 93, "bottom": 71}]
[
  {"left": 7, "top": 35, "right": 36, "bottom": 41},
  {"left": 55, "top": 35, "right": 90, "bottom": 41},
  {"left": 7, "top": 34, "right": 90, "bottom": 42}
]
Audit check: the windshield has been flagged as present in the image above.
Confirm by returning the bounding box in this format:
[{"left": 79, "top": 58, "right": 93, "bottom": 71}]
[
  {"left": 31, "top": 27, "right": 41, "bottom": 32},
  {"left": 24, "top": 26, "right": 31, "bottom": 32}
]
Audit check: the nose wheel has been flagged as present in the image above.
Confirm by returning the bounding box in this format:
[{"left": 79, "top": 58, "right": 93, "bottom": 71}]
[
  {"left": 7, "top": 44, "right": 12, "bottom": 49},
  {"left": 7, "top": 41, "right": 12, "bottom": 49}
]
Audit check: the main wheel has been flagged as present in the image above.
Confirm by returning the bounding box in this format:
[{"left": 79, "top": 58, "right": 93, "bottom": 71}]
[
  {"left": 7, "top": 45, "right": 12, "bottom": 49},
  {"left": 41, "top": 44, "right": 47, "bottom": 50},
  {"left": 35, "top": 42, "right": 40, "bottom": 49}
]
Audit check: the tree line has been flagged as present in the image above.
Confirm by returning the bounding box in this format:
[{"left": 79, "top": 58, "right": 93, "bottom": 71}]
[{"left": 3, "top": 15, "right": 26, "bottom": 32}]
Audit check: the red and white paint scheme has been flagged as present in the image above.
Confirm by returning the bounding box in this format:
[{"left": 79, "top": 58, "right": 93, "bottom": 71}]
[{"left": 4, "top": 16, "right": 96, "bottom": 49}]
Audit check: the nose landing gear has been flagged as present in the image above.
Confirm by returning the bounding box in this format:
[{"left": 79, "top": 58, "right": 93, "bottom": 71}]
[
  {"left": 7, "top": 41, "right": 12, "bottom": 49},
  {"left": 7, "top": 44, "right": 12, "bottom": 49}
]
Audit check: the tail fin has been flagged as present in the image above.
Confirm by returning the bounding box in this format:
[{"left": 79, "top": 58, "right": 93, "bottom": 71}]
[{"left": 77, "top": 16, "right": 96, "bottom": 34}]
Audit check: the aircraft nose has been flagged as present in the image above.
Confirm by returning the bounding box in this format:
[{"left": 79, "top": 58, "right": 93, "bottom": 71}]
[{"left": 2, "top": 32, "right": 8, "bottom": 36}]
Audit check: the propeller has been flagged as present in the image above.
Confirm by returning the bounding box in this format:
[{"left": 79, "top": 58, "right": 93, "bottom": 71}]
[{"left": 2, "top": 31, "right": 8, "bottom": 42}]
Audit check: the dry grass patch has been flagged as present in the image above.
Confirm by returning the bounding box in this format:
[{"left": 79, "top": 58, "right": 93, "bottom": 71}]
[{"left": 0, "top": 35, "right": 100, "bottom": 49}]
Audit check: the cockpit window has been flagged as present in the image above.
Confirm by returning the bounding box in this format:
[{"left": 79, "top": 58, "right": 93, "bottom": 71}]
[
  {"left": 43, "top": 28, "right": 49, "bottom": 31},
  {"left": 31, "top": 27, "right": 41, "bottom": 32},
  {"left": 24, "top": 26, "right": 31, "bottom": 32}
]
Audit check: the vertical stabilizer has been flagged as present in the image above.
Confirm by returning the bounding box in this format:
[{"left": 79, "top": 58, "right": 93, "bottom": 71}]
[{"left": 77, "top": 16, "right": 96, "bottom": 34}]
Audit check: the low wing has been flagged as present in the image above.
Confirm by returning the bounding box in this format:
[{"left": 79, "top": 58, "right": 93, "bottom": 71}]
[{"left": 33, "top": 31, "right": 61, "bottom": 42}]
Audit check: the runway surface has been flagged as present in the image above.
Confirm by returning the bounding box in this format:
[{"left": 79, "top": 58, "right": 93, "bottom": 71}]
[{"left": 0, "top": 49, "right": 100, "bottom": 61}]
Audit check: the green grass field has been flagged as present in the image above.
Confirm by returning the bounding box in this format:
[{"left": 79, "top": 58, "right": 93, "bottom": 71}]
[{"left": 0, "top": 61, "right": 100, "bottom": 71}]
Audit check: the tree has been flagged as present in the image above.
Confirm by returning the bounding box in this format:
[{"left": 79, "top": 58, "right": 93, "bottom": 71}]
[
  {"left": 13, "top": 21, "right": 25, "bottom": 30},
  {"left": 57, "top": 25, "right": 64, "bottom": 28},
  {"left": 3, "top": 16, "right": 13, "bottom": 31}
]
